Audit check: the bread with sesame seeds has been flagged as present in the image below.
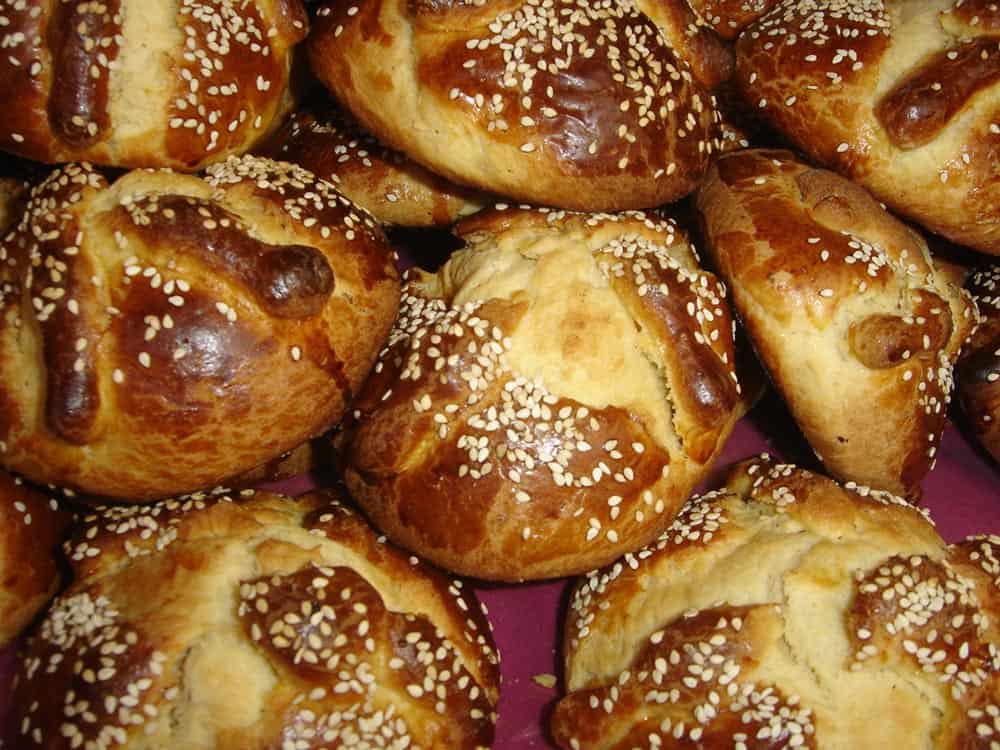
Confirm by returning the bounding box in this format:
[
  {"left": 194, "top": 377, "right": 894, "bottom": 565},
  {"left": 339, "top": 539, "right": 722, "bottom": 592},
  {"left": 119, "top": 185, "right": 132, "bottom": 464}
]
[
  {"left": 958, "top": 263, "right": 1000, "bottom": 463},
  {"left": 696, "top": 149, "right": 976, "bottom": 498},
  {"left": 0, "top": 0, "right": 307, "bottom": 171},
  {"left": 630, "top": 0, "right": 736, "bottom": 89},
  {"left": 686, "top": 0, "right": 779, "bottom": 40},
  {"left": 0, "top": 471, "right": 73, "bottom": 648},
  {"left": 0, "top": 155, "right": 400, "bottom": 501},
  {"left": 306, "top": 0, "right": 724, "bottom": 212},
  {"left": 553, "top": 454, "right": 1000, "bottom": 750},
  {"left": 338, "top": 205, "right": 746, "bottom": 582},
  {"left": 734, "top": 0, "right": 1000, "bottom": 255},
  {"left": 4, "top": 488, "right": 500, "bottom": 749},
  {"left": 259, "top": 104, "right": 490, "bottom": 227}
]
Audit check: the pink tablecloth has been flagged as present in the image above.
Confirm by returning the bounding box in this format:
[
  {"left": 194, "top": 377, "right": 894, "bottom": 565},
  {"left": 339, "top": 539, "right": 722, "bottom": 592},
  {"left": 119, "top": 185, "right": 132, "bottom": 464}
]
[
  {"left": 2, "top": 412, "right": 998, "bottom": 748},
  {"left": 478, "top": 416, "right": 1000, "bottom": 749}
]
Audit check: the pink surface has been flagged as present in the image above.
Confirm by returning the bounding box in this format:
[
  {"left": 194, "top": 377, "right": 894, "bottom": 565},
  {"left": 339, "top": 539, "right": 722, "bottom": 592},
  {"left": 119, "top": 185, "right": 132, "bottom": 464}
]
[
  {"left": 2, "top": 411, "right": 998, "bottom": 748},
  {"left": 477, "top": 416, "right": 1000, "bottom": 749}
]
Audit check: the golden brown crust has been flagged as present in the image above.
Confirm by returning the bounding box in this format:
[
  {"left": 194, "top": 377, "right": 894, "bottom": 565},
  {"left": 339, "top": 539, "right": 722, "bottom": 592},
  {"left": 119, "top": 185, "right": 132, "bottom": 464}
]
[
  {"left": 950, "top": 535, "right": 1000, "bottom": 642},
  {"left": 958, "top": 264, "right": 1000, "bottom": 462},
  {"left": 0, "top": 471, "right": 73, "bottom": 647},
  {"left": 307, "top": 0, "right": 722, "bottom": 211},
  {"left": 687, "top": 0, "right": 778, "bottom": 39},
  {"left": 10, "top": 489, "right": 499, "bottom": 749},
  {"left": 340, "top": 206, "right": 745, "bottom": 581},
  {"left": 875, "top": 37, "right": 1000, "bottom": 150},
  {"left": 554, "top": 604, "right": 817, "bottom": 748},
  {"left": 555, "top": 455, "right": 998, "bottom": 750},
  {"left": 0, "top": 157, "right": 400, "bottom": 501},
  {"left": 695, "top": 149, "right": 976, "bottom": 496},
  {"left": 734, "top": 0, "right": 1000, "bottom": 255},
  {"left": 259, "top": 105, "right": 489, "bottom": 227},
  {"left": 0, "top": 0, "right": 307, "bottom": 171}
]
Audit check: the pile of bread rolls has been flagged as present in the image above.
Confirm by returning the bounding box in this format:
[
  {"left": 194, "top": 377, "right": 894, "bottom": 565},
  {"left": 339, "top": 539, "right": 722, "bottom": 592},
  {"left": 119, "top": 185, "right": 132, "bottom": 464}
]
[{"left": 0, "top": 0, "right": 996, "bottom": 748}]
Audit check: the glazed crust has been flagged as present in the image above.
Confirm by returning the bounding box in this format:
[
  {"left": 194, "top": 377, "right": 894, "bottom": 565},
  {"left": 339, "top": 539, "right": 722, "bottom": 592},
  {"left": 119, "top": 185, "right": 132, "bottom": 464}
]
[
  {"left": 0, "top": 156, "right": 400, "bottom": 501},
  {"left": 688, "top": 0, "right": 779, "bottom": 40},
  {"left": 0, "top": 471, "right": 72, "bottom": 647},
  {"left": 632, "top": 0, "right": 736, "bottom": 89},
  {"left": 554, "top": 455, "right": 1000, "bottom": 750},
  {"left": 958, "top": 264, "right": 1000, "bottom": 462},
  {"left": 307, "top": 0, "right": 723, "bottom": 211},
  {"left": 259, "top": 104, "right": 488, "bottom": 227},
  {"left": 6, "top": 489, "right": 500, "bottom": 749},
  {"left": 340, "top": 206, "right": 746, "bottom": 581},
  {"left": 0, "top": 0, "right": 307, "bottom": 171},
  {"left": 696, "top": 149, "right": 976, "bottom": 497},
  {"left": 734, "top": 0, "right": 1000, "bottom": 255}
]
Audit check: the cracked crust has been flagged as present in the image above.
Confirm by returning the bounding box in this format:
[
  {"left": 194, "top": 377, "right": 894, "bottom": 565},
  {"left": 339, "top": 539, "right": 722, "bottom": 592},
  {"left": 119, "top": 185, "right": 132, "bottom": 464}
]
[
  {"left": 7, "top": 489, "right": 500, "bottom": 749},
  {"left": 339, "top": 205, "right": 746, "bottom": 581},
  {"left": 555, "top": 455, "right": 1000, "bottom": 750}
]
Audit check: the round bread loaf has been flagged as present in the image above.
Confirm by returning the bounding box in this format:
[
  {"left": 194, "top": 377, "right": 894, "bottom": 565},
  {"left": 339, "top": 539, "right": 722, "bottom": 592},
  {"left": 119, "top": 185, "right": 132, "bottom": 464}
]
[
  {"left": 260, "top": 105, "right": 488, "bottom": 227},
  {"left": 0, "top": 471, "right": 72, "bottom": 648},
  {"left": 5, "top": 489, "right": 500, "bottom": 749},
  {"left": 734, "top": 0, "right": 1000, "bottom": 255},
  {"left": 958, "top": 264, "right": 1000, "bottom": 463},
  {"left": 0, "top": 156, "right": 400, "bottom": 501},
  {"left": 0, "top": 0, "right": 307, "bottom": 171},
  {"left": 340, "top": 206, "right": 746, "bottom": 581},
  {"left": 307, "top": 0, "right": 723, "bottom": 211},
  {"left": 553, "top": 454, "right": 1000, "bottom": 749},
  {"left": 696, "top": 149, "right": 976, "bottom": 497}
]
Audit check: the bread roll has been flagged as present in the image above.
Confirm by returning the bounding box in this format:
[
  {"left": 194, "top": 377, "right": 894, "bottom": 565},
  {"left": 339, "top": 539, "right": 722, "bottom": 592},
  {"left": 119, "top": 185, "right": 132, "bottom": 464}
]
[
  {"left": 696, "top": 149, "right": 976, "bottom": 497},
  {"left": 958, "top": 263, "right": 1000, "bottom": 462},
  {"left": 0, "top": 0, "right": 307, "bottom": 171},
  {"left": 0, "top": 156, "right": 400, "bottom": 501},
  {"left": 0, "top": 471, "right": 72, "bottom": 647},
  {"left": 307, "top": 0, "right": 723, "bottom": 211},
  {"left": 553, "top": 454, "right": 1000, "bottom": 749},
  {"left": 734, "top": 0, "right": 1000, "bottom": 255},
  {"left": 340, "top": 206, "right": 745, "bottom": 581},
  {"left": 5, "top": 489, "right": 500, "bottom": 749},
  {"left": 260, "top": 105, "right": 488, "bottom": 227}
]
